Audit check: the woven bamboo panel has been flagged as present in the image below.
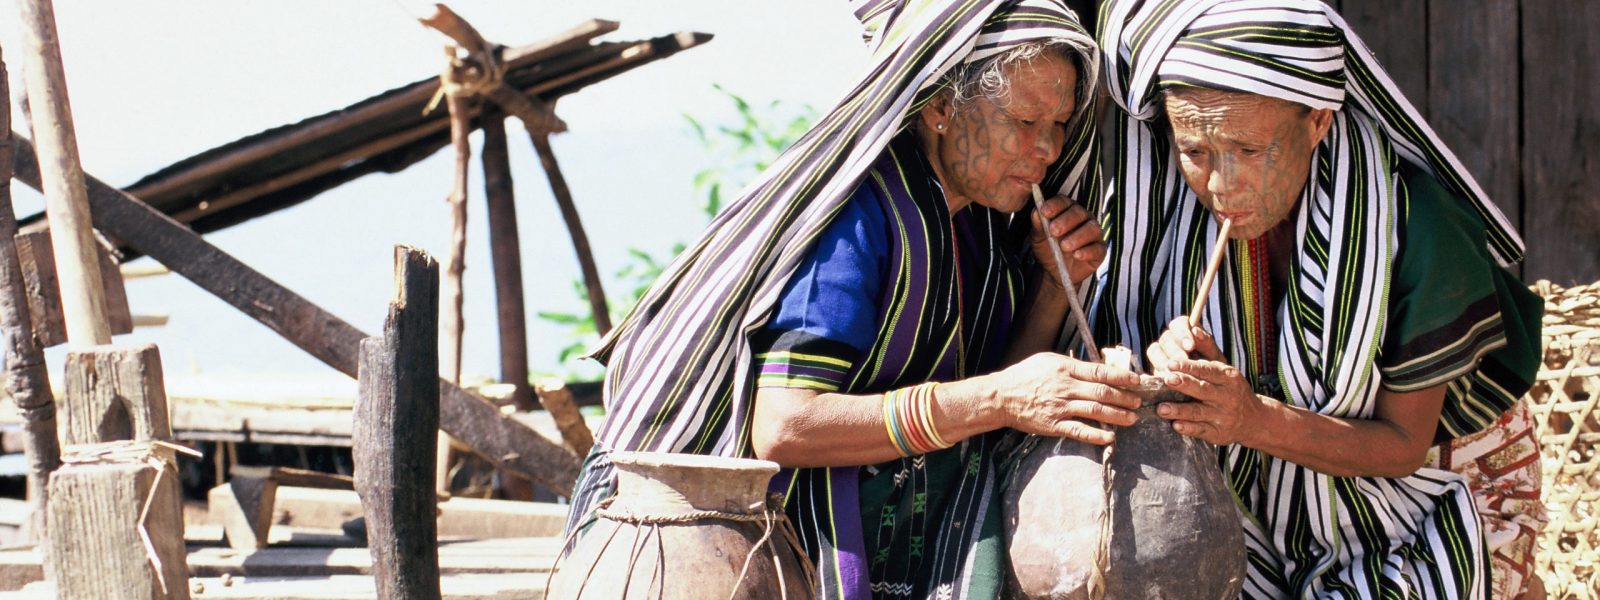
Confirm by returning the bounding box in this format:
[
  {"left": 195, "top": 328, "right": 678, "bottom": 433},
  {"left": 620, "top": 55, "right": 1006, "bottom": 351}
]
[{"left": 1530, "top": 280, "right": 1600, "bottom": 599}]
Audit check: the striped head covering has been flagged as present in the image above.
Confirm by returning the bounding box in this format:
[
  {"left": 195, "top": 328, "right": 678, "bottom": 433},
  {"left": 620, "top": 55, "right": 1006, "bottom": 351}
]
[
  {"left": 582, "top": 0, "right": 1099, "bottom": 474},
  {"left": 1093, "top": 0, "right": 1519, "bottom": 596}
]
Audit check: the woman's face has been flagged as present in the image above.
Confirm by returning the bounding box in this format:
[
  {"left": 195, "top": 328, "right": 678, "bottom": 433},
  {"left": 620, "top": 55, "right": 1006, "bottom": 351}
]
[
  {"left": 1164, "top": 88, "right": 1332, "bottom": 240},
  {"left": 928, "top": 51, "right": 1079, "bottom": 213}
]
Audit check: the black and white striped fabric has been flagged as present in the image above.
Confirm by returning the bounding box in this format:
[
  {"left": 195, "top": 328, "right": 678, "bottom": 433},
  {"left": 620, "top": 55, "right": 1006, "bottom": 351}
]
[
  {"left": 1092, "top": 0, "right": 1523, "bottom": 598},
  {"left": 565, "top": 0, "right": 1102, "bottom": 563}
]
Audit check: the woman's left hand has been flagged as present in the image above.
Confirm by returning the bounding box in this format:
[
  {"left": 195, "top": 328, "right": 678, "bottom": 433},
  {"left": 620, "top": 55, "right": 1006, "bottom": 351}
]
[
  {"left": 1154, "top": 356, "right": 1269, "bottom": 447},
  {"left": 1029, "top": 194, "right": 1105, "bottom": 286}
]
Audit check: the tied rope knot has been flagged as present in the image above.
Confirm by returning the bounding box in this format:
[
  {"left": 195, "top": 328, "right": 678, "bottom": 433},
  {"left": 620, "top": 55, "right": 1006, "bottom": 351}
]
[
  {"left": 58, "top": 440, "right": 201, "bottom": 595},
  {"left": 424, "top": 43, "right": 504, "bottom": 115}
]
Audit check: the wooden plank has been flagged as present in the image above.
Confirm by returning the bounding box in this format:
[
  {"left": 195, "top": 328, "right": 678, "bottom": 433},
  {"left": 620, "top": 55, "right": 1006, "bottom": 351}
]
[
  {"left": 61, "top": 344, "right": 172, "bottom": 445},
  {"left": 9, "top": 139, "right": 581, "bottom": 492},
  {"left": 0, "top": 46, "right": 60, "bottom": 543},
  {"left": 208, "top": 475, "right": 276, "bottom": 551},
  {"left": 1522, "top": 0, "right": 1600, "bottom": 285},
  {"left": 265, "top": 487, "right": 566, "bottom": 540},
  {"left": 1338, "top": 0, "right": 1428, "bottom": 117},
  {"left": 16, "top": 0, "right": 112, "bottom": 347},
  {"left": 1427, "top": 0, "right": 1521, "bottom": 248},
  {"left": 354, "top": 246, "right": 441, "bottom": 600},
  {"left": 47, "top": 457, "right": 189, "bottom": 599}
]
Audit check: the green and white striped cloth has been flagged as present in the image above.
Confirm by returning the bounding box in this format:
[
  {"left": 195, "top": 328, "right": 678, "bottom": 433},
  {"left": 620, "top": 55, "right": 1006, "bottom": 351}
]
[{"left": 1091, "top": 0, "right": 1524, "bottom": 598}]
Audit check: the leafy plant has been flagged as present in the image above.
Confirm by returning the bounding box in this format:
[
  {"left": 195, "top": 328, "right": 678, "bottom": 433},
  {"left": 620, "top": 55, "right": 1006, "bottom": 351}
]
[{"left": 536, "top": 87, "right": 817, "bottom": 380}]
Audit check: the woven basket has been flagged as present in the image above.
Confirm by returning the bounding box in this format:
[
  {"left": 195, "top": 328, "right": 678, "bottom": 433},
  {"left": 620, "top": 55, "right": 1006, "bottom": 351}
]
[{"left": 1530, "top": 280, "right": 1600, "bottom": 599}]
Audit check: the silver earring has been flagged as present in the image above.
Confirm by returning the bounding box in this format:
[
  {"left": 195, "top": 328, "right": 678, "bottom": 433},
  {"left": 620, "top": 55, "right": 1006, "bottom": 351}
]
[{"left": 936, "top": 123, "right": 945, "bottom": 131}]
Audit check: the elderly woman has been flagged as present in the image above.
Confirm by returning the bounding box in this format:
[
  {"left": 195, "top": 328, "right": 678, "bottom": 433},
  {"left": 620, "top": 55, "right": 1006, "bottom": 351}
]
[
  {"left": 1092, "top": 0, "right": 1544, "bottom": 598},
  {"left": 568, "top": 1, "right": 1136, "bottom": 598}
]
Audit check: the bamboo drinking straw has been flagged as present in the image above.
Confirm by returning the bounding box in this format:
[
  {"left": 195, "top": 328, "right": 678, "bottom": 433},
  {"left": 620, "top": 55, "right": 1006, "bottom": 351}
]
[
  {"left": 1031, "top": 184, "right": 1100, "bottom": 363},
  {"left": 1186, "top": 218, "right": 1234, "bottom": 327}
]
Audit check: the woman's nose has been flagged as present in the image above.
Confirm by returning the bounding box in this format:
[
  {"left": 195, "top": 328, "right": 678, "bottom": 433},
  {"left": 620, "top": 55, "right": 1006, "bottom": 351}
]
[{"left": 1035, "top": 127, "right": 1063, "bottom": 164}]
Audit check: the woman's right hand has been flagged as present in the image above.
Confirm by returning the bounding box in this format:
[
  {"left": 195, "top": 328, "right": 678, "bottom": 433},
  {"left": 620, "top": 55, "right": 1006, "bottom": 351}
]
[
  {"left": 979, "top": 353, "right": 1143, "bottom": 444},
  {"left": 1146, "top": 316, "right": 1224, "bottom": 370}
]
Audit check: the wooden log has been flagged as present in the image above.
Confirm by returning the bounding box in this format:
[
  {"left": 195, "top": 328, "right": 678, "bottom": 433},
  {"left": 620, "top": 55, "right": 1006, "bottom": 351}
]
[
  {"left": 14, "top": 229, "right": 133, "bottom": 347},
  {"left": 9, "top": 138, "right": 581, "bottom": 492},
  {"left": 532, "top": 379, "right": 593, "bottom": 457},
  {"left": 16, "top": 0, "right": 112, "bottom": 347},
  {"left": 0, "top": 47, "right": 60, "bottom": 543},
  {"left": 480, "top": 111, "right": 533, "bottom": 412},
  {"left": 47, "top": 443, "right": 190, "bottom": 599},
  {"left": 61, "top": 344, "right": 172, "bottom": 445},
  {"left": 354, "top": 246, "right": 442, "bottom": 600}
]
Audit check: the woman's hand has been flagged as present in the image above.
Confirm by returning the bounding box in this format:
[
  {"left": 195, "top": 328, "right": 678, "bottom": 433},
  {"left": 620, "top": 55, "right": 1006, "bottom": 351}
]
[
  {"left": 976, "top": 352, "right": 1143, "bottom": 444},
  {"left": 1029, "top": 194, "right": 1106, "bottom": 286},
  {"left": 1146, "top": 318, "right": 1267, "bottom": 446}
]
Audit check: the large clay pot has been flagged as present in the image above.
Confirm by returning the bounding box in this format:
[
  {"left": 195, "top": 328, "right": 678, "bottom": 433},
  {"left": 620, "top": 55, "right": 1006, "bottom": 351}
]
[
  {"left": 549, "top": 451, "right": 814, "bottom": 599},
  {"left": 1003, "top": 377, "right": 1246, "bottom": 599}
]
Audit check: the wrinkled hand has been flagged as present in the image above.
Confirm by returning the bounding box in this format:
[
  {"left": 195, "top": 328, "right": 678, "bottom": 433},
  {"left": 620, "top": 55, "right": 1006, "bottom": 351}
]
[
  {"left": 1029, "top": 194, "right": 1106, "bottom": 287},
  {"left": 986, "top": 353, "right": 1143, "bottom": 444},
  {"left": 1147, "top": 318, "right": 1266, "bottom": 446}
]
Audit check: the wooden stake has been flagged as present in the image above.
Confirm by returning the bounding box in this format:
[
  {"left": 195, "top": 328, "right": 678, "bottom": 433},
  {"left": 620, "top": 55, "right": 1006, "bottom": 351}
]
[
  {"left": 1187, "top": 218, "right": 1233, "bottom": 327},
  {"left": 0, "top": 47, "right": 60, "bottom": 543},
  {"left": 355, "top": 246, "right": 442, "bottom": 600},
  {"left": 481, "top": 110, "right": 533, "bottom": 412},
  {"left": 16, "top": 0, "right": 111, "bottom": 347},
  {"left": 47, "top": 449, "right": 189, "bottom": 599}
]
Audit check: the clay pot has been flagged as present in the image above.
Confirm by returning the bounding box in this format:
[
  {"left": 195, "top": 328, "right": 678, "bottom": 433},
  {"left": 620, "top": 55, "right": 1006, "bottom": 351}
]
[
  {"left": 549, "top": 451, "right": 814, "bottom": 599},
  {"left": 1003, "top": 377, "right": 1246, "bottom": 599}
]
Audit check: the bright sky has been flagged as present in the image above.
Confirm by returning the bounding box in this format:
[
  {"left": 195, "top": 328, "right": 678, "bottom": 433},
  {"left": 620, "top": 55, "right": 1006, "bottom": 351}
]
[{"left": 0, "top": 2, "right": 870, "bottom": 382}]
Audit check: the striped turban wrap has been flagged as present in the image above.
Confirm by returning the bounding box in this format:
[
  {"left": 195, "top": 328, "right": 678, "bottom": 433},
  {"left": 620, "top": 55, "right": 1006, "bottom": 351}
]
[
  {"left": 1092, "top": 0, "right": 1524, "bottom": 598},
  {"left": 567, "top": 0, "right": 1102, "bottom": 563}
]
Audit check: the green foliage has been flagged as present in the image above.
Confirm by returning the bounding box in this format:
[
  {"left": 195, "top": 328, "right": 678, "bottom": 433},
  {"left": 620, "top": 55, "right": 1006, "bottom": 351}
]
[{"left": 535, "top": 87, "right": 816, "bottom": 381}]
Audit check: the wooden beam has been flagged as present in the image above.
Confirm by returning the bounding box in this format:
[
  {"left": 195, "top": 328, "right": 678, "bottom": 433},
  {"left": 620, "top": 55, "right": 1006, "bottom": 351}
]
[
  {"left": 0, "top": 47, "right": 59, "bottom": 543},
  {"left": 60, "top": 344, "right": 172, "bottom": 445},
  {"left": 440, "top": 91, "right": 472, "bottom": 386},
  {"left": 480, "top": 111, "right": 533, "bottom": 411},
  {"left": 354, "top": 246, "right": 442, "bottom": 600},
  {"left": 9, "top": 139, "right": 581, "bottom": 492},
  {"left": 16, "top": 0, "right": 112, "bottom": 347}
]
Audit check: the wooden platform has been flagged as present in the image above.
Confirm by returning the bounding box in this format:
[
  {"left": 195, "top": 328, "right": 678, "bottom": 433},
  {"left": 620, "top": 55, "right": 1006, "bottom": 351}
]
[{"left": 0, "top": 536, "right": 562, "bottom": 598}]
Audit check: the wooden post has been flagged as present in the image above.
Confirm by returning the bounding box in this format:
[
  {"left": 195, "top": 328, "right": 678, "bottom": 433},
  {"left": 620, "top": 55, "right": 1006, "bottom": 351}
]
[
  {"left": 16, "top": 0, "right": 112, "bottom": 347},
  {"left": 355, "top": 246, "right": 442, "bottom": 600},
  {"left": 61, "top": 344, "right": 172, "bottom": 444},
  {"left": 9, "top": 140, "right": 582, "bottom": 492},
  {"left": 0, "top": 47, "right": 60, "bottom": 543},
  {"left": 480, "top": 110, "right": 533, "bottom": 412},
  {"left": 528, "top": 129, "right": 611, "bottom": 336},
  {"left": 47, "top": 443, "right": 189, "bottom": 600},
  {"left": 440, "top": 83, "right": 471, "bottom": 387}
]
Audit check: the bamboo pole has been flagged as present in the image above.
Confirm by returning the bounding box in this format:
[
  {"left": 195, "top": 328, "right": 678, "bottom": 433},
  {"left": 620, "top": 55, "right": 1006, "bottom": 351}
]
[
  {"left": 17, "top": 0, "right": 111, "bottom": 347},
  {"left": 480, "top": 109, "right": 533, "bottom": 412},
  {"left": 0, "top": 47, "right": 61, "bottom": 544}
]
